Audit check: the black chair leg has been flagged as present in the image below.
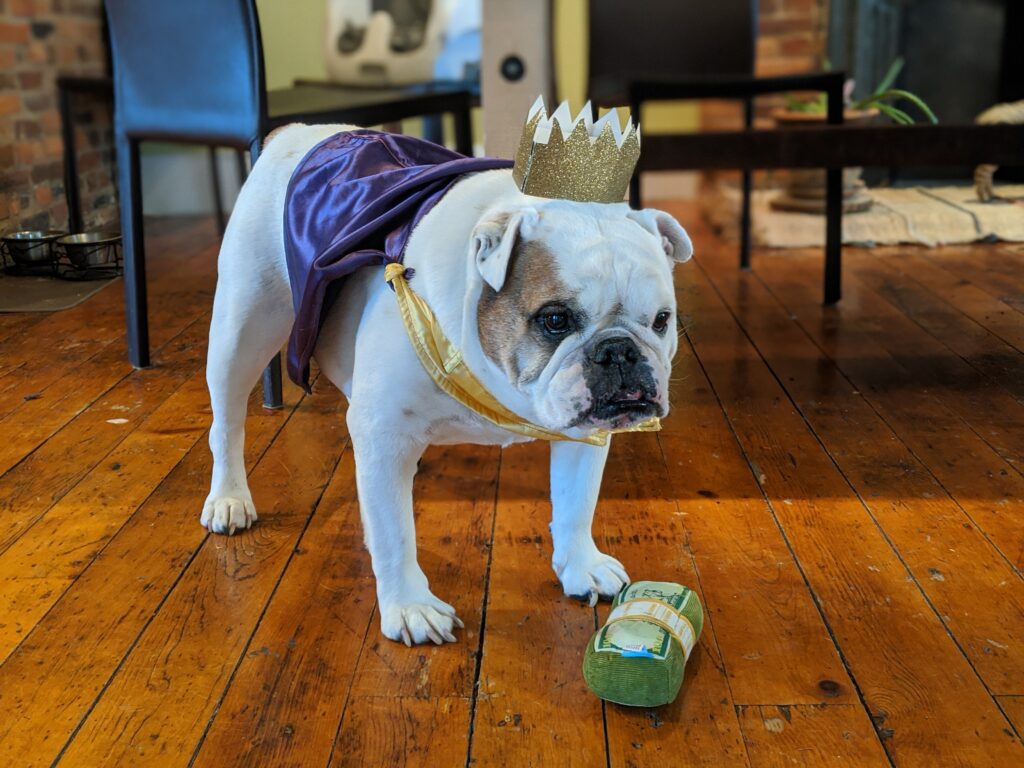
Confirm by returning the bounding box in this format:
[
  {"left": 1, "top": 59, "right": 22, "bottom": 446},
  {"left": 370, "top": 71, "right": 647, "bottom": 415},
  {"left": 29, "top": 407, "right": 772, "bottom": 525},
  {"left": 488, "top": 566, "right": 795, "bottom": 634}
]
[
  {"left": 208, "top": 146, "right": 226, "bottom": 237},
  {"left": 453, "top": 96, "right": 473, "bottom": 156},
  {"left": 250, "top": 139, "right": 284, "bottom": 409},
  {"left": 740, "top": 96, "right": 754, "bottom": 270},
  {"left": 740, "top": 170, "right": 752, "bottom": 269},
  {"left": 117, "top": 135, "right": 150, "bottom": 368},
  {"left": 824, "top": 167, "right": 842, "bottom": 304},
  {"left": 262, "top": 351, "right": 284, "bottom": 409},
  {"left": 235, "top": 149, "right": 248, "bottom": 186},
  {"left": 629, "top": 173, "right": 641, "bottom": 209}
]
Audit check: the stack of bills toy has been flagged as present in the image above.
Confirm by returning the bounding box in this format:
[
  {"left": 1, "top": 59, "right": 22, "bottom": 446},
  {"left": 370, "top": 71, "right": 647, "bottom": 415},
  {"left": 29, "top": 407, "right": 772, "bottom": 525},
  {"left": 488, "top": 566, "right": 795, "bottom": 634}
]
[{"left": 583, "top": 581, "right": 704, "bottom": 707}]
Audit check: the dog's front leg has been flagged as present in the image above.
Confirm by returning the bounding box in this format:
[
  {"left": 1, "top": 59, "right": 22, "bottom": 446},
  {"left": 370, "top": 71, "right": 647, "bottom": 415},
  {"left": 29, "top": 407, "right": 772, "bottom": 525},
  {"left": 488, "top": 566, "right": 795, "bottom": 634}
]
[
  {"left": 350, "top": 420, "right": 462, "bottom": 646},
  {"left": 549, "top": 439, "right": 629, "bottom": 604}
]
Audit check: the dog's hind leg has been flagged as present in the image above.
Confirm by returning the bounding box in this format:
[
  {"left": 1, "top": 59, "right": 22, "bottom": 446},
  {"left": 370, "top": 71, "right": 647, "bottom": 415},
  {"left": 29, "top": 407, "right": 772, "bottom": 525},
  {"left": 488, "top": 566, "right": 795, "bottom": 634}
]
[{"left": 202, "top": 199, "right": 294, "bottom": 535}]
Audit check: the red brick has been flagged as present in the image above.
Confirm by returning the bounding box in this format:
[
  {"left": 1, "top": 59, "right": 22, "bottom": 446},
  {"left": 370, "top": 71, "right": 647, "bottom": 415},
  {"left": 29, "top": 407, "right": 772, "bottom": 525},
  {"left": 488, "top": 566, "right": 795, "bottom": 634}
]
[
  {"left": 23, "top": 91, "right": 53, "bottom": 112},
  {"left": 9, "top": 0, "right": 41, "bottom": 16},
  {"left": 17, "top": 70, "right": 43, "bottom": 89},
  {"left": 0, "top": 21, "right": 30, "bottom": 43},
  {"left": 38, "top": 109, "right": 60, "bottom": 132},
  {"left": 27, "top": 41, "right": 50, "bottom": 63},
  {"left": 0, "top": 93, "right": 22, "bottom": 116},
  {"left": 0, "top": 49, "right": 15, "bottom": 68},
  {"left": 34, "top": 184, "right": 53, "bottom": 205},
  {"left": 43, "top": 135, "right": 63, "bottom": 157},
  {"left": 760, "top": 16, "right": 816, "bottom": 35},
  {"left": 779, "top": 34, "right": 814, "bottom": 56},
  {"left": 781, "top": 0, "right": 819, "bottom": 13},
  {"left": 14, "top": 142, "right": 36, "bottom": 163}
]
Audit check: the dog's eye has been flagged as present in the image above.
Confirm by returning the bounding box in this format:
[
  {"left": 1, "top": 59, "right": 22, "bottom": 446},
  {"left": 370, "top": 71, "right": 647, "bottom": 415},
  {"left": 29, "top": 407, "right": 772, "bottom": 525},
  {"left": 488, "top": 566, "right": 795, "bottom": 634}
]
[
  {"left": 652, "top": 310, "right": 672, "bottom": 334},
  {"left": 536, "top": 306, "right": 575, "bottom": 337}
]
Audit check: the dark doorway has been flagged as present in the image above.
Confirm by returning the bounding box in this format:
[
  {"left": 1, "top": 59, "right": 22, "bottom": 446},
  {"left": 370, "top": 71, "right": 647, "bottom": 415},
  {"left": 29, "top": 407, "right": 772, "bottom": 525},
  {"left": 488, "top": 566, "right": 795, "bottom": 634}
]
[{"left": 828, "top": 0, "right": 1023, "bottom": 181}]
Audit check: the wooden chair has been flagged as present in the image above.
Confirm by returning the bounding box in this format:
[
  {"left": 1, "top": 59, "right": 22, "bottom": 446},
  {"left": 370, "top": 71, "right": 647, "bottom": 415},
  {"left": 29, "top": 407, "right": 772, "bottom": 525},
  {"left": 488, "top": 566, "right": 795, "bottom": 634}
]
[{"left": 104, "top": 0, "right": 473, "bottom": 407}]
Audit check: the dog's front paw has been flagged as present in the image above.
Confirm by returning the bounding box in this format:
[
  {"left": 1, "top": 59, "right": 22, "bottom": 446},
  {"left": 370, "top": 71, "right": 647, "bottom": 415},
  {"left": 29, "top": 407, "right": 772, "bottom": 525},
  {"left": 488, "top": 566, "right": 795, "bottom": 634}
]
[
  {"left": 201, "top": 493, "right": 257, "bottom": 535},
  {"left": 379, "top": 592, "right": 464, "bottom": 646},
  {"left": 554, "top": 545, "right": 629, "bottom": 606}
]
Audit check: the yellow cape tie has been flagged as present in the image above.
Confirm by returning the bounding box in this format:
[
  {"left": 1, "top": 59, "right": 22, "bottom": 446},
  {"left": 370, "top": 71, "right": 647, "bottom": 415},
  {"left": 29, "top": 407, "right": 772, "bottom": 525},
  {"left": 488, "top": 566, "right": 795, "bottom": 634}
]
[{"left": 384, "top": 263, "right": 661, "bottom": 446}]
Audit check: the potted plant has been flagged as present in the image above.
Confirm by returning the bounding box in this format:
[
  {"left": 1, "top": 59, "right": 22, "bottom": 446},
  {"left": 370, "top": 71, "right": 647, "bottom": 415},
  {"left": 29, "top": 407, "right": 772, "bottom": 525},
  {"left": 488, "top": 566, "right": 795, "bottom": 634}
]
[{"left": 771, "top": 58, "right": 937, "bottom": 214}]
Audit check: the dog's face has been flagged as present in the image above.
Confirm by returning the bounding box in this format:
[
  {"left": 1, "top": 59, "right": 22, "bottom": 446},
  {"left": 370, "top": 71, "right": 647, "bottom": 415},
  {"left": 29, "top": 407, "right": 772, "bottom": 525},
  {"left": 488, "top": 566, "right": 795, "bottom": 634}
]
[{"left": 472, "top": 200, "right": 691, "bottom": 432}]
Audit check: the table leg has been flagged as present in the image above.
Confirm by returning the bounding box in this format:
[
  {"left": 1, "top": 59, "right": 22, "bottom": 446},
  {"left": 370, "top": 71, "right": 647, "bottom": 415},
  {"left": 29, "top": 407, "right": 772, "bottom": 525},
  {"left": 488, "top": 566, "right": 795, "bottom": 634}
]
[
  {"left": 740, "top": 97, "right": 753, "bottom": 270},
  {"left": 824, "top": 167, "right": 842, "bottom": 304}
]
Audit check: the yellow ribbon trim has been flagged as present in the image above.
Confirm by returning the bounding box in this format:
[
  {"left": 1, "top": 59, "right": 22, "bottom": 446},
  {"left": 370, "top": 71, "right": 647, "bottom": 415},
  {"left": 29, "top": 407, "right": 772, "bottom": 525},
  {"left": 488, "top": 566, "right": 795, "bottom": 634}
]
[{"left": 384, "top": 262, "right": 661, "bottom": 446}]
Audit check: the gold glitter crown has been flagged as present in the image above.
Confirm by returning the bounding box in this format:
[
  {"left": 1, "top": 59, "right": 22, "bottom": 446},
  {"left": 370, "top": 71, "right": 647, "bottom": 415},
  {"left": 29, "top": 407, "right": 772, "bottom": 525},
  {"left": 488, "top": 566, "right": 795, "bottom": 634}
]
[{"left": 512, "top": 96, "right": 641, "bottom": 204}]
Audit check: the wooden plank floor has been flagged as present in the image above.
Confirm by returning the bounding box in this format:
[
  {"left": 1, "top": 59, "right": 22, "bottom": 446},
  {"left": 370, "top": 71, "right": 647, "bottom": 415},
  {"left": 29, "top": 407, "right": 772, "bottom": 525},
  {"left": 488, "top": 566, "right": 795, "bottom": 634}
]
[{"left": 0, "top": 210, "right": 1022, "bottom": 766}]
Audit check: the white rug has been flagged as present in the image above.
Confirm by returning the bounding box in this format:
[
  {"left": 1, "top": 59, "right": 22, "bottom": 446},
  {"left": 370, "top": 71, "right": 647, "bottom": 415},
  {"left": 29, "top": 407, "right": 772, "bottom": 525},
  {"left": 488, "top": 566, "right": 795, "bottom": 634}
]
[{"left": 706, "top": 184, "right": 1024, "bottom": 248}]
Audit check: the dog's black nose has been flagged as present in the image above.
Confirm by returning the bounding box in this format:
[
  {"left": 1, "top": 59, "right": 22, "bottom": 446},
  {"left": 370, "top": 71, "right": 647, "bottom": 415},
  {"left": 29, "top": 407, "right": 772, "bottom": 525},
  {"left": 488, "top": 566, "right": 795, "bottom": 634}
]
[{"left": 591, "top": 337, "right": 640, "bottom": 368}]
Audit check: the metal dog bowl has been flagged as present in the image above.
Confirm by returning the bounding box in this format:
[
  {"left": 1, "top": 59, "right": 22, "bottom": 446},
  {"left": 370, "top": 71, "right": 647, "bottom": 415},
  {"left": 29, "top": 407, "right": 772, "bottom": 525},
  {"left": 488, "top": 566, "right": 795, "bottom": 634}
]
[
  {"left": 1, "top": 230, "right": 65, "bottom": 266},
  {"left": 57, "top": 232, "right": 122, "bottom": 268}
]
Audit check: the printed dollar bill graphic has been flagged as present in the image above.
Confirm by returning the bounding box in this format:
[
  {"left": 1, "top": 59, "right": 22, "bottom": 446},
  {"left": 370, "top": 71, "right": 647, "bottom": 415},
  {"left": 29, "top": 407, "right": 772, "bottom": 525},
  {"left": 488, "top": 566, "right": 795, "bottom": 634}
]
[{"left": 583, "top": 581, "right": 704, "bottom": 707}]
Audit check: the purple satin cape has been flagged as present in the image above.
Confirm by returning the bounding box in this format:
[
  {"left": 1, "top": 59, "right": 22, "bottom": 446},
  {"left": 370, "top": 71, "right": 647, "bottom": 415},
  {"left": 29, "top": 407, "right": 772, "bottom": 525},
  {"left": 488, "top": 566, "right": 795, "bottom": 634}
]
[{"left": 283, "top": 129, "right": 513, "bottom": 391}]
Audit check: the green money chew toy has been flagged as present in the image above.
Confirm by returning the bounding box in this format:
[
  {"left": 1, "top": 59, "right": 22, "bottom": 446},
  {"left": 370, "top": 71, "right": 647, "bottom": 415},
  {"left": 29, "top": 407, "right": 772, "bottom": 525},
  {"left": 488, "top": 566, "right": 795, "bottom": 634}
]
[{"left": 583, "top": 581, "right": 704, "bottom": 707}]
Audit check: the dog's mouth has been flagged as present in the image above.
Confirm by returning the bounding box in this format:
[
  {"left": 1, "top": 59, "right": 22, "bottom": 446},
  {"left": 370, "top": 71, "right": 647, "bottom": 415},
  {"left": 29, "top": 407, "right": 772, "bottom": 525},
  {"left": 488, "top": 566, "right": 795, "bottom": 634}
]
[{"left": 585, "top": 387, "right": 661, "bottom": 425}]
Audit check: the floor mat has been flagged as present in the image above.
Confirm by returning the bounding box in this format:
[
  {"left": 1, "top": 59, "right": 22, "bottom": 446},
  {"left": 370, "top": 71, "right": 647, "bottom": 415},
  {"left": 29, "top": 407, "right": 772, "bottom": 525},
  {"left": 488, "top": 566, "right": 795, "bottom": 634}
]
[
  {"left": 0, "top": 273, "right": 118, "bottom": 312},
  {"left": 706, "top": 183, "right": 1024, "bottom": 247}
]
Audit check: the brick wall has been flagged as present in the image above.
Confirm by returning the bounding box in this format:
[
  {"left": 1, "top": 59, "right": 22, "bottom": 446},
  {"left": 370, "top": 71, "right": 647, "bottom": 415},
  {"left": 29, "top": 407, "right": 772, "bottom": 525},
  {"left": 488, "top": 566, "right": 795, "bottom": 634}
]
[
  {"left": 0, "top": 0, "right": 116, "bottom": 234},
  {"left": 701, "top": 0, "right": 829, "bottom": 131}
]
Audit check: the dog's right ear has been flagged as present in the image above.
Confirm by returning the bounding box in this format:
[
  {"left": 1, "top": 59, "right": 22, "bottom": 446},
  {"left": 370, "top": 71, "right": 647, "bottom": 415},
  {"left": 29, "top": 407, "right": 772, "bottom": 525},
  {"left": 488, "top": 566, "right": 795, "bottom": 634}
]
[{"left": 471, "top": 207, "right": 540, "bottom": 292}]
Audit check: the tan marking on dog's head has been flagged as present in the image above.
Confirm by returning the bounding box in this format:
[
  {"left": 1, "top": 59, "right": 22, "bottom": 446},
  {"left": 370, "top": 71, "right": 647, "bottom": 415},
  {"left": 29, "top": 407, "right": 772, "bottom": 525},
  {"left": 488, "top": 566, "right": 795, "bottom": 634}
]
[
  {"left": 477, "top": 239, "right": 568, "bottom": 385},
  {"left": 262, "top": 124, "right": 294, "bottom": 149}
]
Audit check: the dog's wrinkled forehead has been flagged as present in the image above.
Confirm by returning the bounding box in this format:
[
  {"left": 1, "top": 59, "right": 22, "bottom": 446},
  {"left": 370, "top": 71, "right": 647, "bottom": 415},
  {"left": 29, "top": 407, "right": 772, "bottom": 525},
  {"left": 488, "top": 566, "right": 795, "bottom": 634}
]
[{"left": 472, "top": 199, "right": 691, "bottom": 307}]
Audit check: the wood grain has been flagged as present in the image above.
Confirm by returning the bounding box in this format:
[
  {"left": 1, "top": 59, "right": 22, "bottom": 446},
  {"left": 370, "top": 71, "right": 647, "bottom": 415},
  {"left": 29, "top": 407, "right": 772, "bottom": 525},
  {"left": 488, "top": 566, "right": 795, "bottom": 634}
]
[
  {"left": 738, "top": 705, "right": 890, "bottom": 767},
  {"left": 693, "top": 240, "right": 1024, "bottom": 694},
  {"left": 0, "top": 317, "right": 210, "bottom": 553},
  {"left": 331, "top": 443, "right": 500, "bottom": 766},
  {"left": 749, "top": 246, "right": 1024, "bottom": 572},
  {"left": 998, "top": 696, "right": 1024, "bottom": 737},
  {"left": 660, "top": 340, "right": 856, "bottom": 707},
  {"left": 191, "top": 447, "right": 374, "bottom": 768},
  {"left": 878, "top": 249, "right": 1024, "bottom": 354},
  {"left": 598, "top": 433, "right": 749, "bottom": 767},
  {"left": 855, "top": 252, "right": 1024, "bottom": 404},
  {"left": 0, "top": 367, "right": 214, "bottom": 661},
  {"left": 0, "top": 387, "right": 300, "bottom": 767},
  {"left": 4, "top": 212, "right": 1023, "bottom": 764},
  {"left": 333, "top": 696, "right": 470, "bottom": 768},
  {"left": 670, "top": 228, "right": 1024, "bottom": 765},
  {"left": 468, "top": 442, "right": 608, "bottom": 767},
  {"left": 916, "top": 244, "right": 1024, "bottom": 316},
  {"left": 56, "top": 384, "right": 346, "bottom": 766}
]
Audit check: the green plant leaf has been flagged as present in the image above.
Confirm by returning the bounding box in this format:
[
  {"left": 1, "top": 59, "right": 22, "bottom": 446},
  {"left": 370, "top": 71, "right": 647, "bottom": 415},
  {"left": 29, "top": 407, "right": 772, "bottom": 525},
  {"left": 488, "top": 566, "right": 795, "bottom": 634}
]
[
  {"left": 879, "top": 89, "right": 939, "bottom": 123},
  {"left": 864, "top": 89, "right": 937, "bottom": 123},
  {"left": 872, "top": 57, "right": 905, "bottom": 96},
  {"left": 875, "top": 102, "right": 914, "bottom": 125}
]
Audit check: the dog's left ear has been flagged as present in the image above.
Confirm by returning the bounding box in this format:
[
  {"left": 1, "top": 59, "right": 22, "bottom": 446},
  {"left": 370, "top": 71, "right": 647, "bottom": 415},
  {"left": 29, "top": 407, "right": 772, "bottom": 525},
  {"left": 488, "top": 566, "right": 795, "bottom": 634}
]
[
  {"left": 627, "top": 209, "right": 693, "bottom": 264},
  {"left": 471, "top": 206, "right": 540, "bottom": 292}
]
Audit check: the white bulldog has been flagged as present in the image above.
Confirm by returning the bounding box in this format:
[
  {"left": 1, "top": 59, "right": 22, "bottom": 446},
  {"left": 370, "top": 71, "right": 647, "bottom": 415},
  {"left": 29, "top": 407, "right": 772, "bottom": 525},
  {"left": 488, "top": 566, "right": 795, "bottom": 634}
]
[{"left": 202, "top": 123, "right": 692, "bottom": 646}]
